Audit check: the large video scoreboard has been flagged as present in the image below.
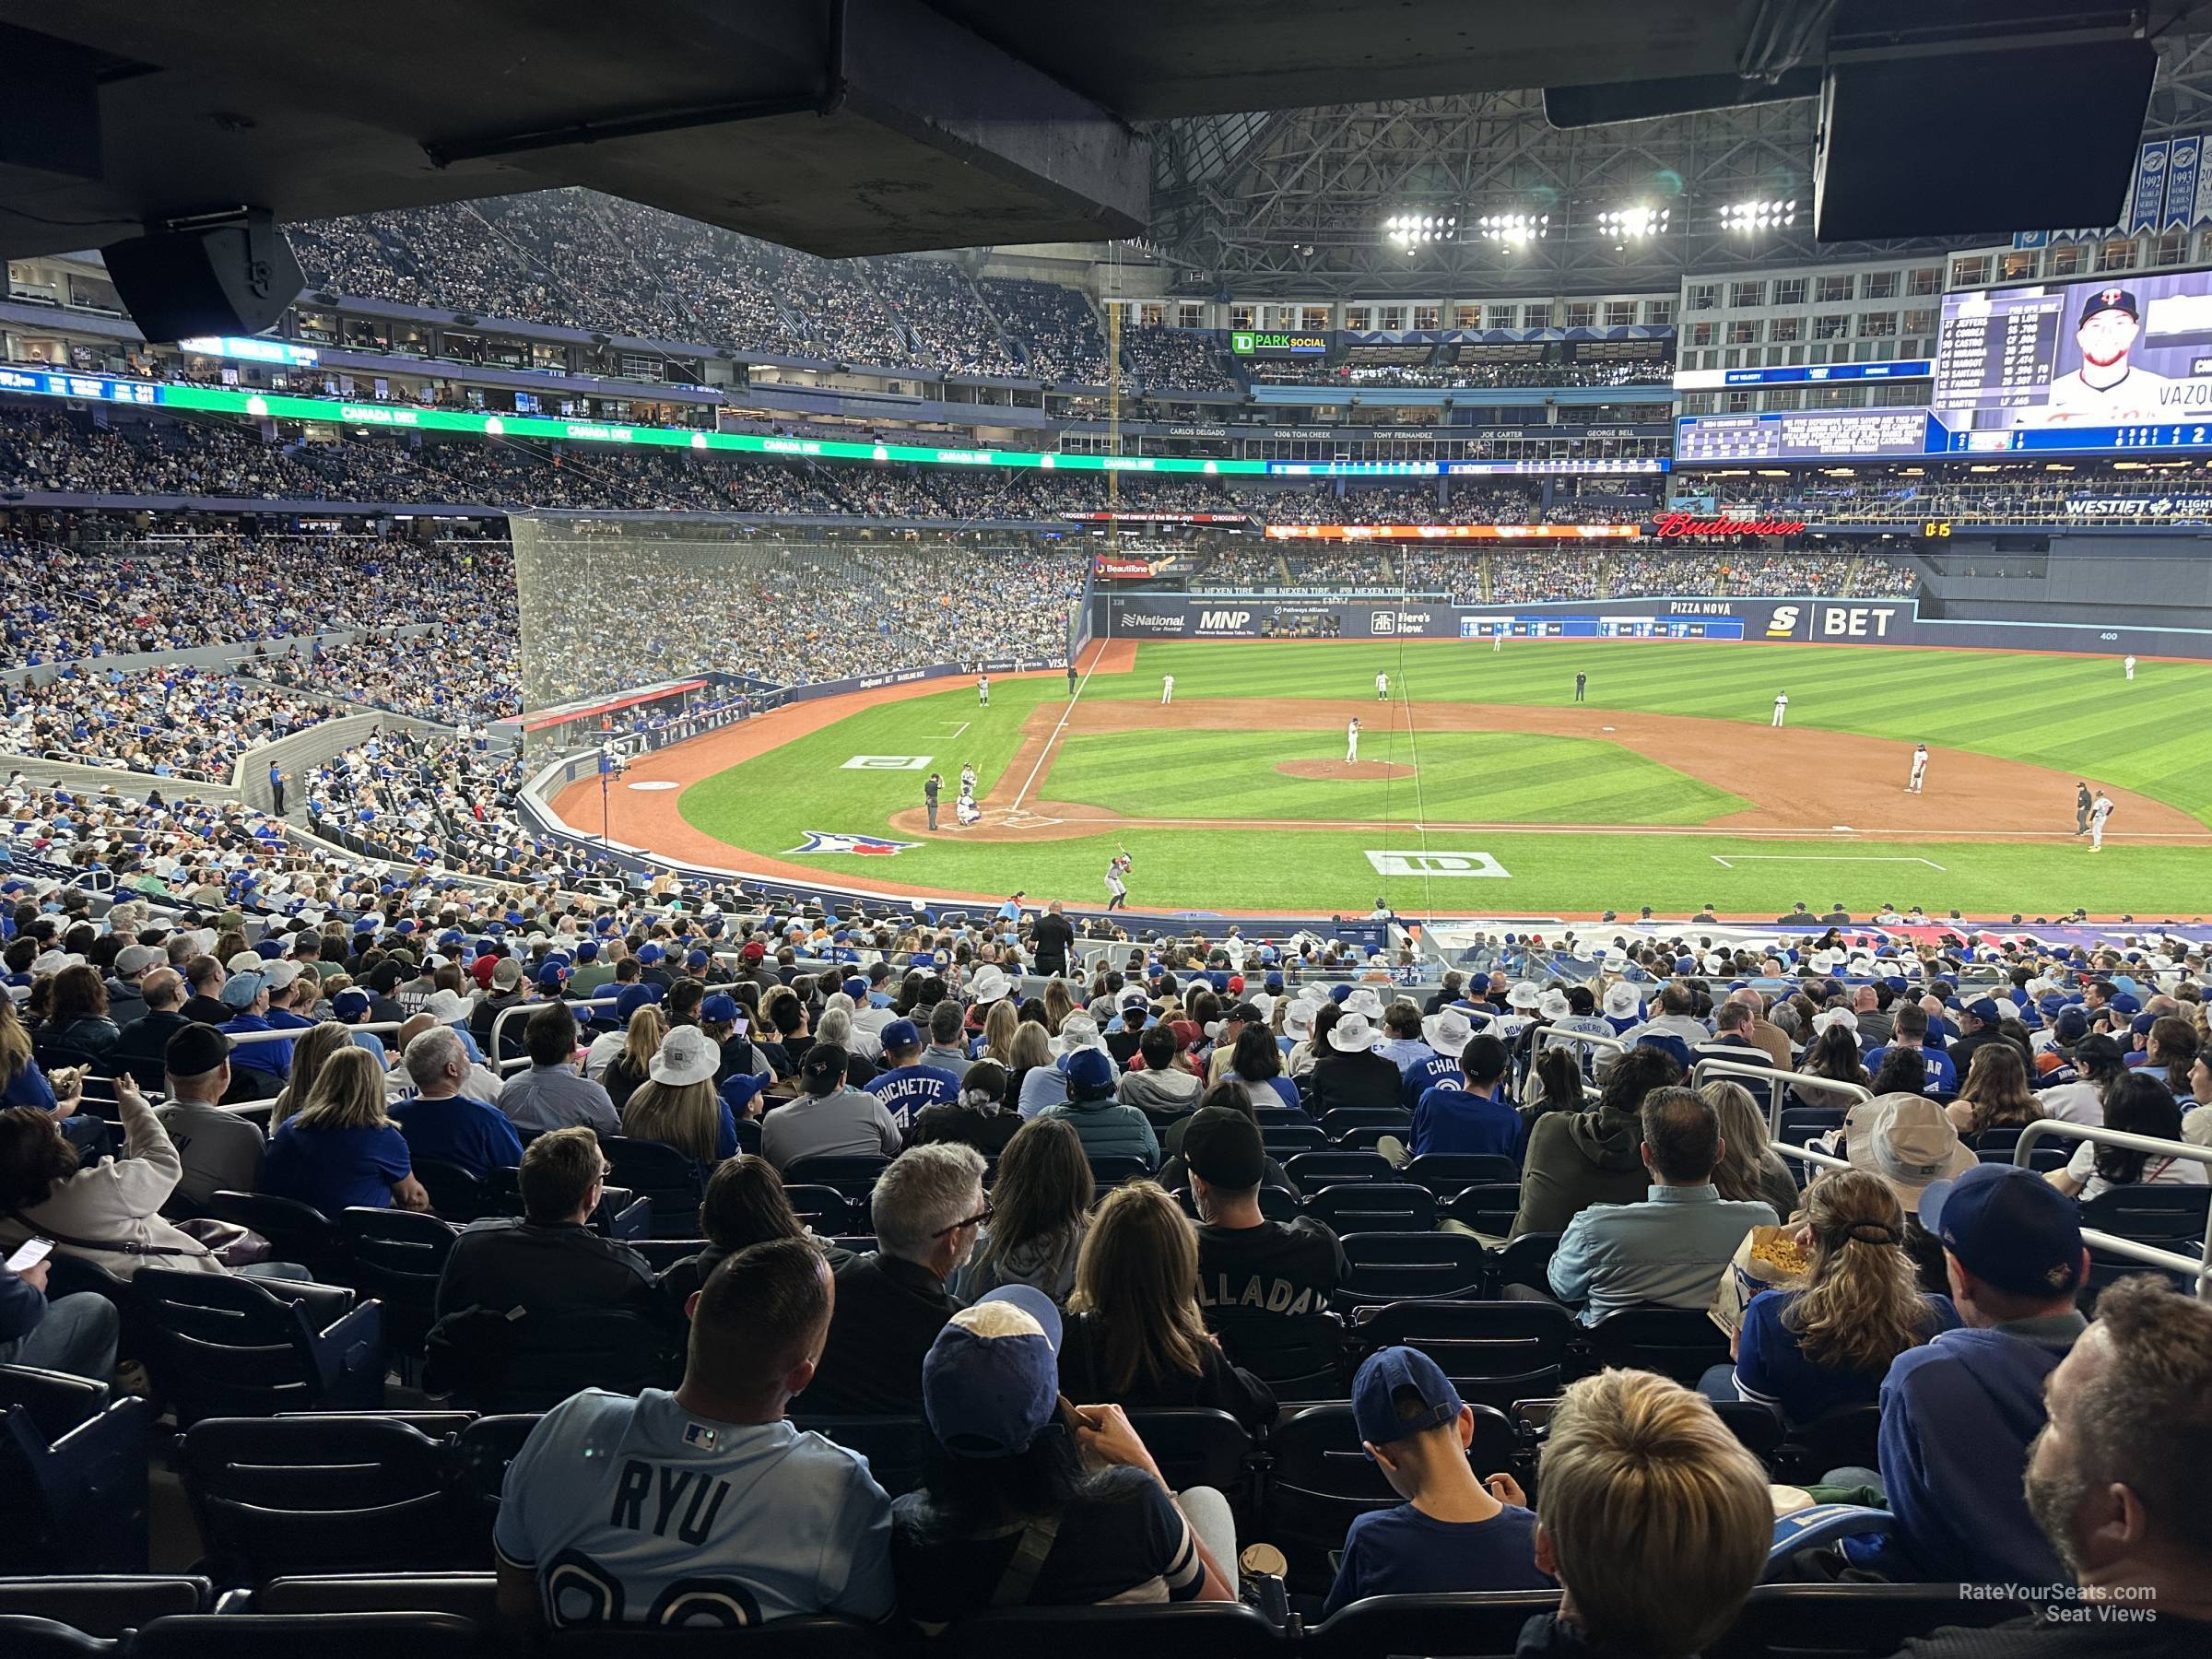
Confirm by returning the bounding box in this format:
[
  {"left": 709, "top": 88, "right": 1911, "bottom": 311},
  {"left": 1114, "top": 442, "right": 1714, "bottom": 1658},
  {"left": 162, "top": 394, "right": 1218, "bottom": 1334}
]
[{"left": 1679, "top": 265, "right": 2212, "bottom": 462}]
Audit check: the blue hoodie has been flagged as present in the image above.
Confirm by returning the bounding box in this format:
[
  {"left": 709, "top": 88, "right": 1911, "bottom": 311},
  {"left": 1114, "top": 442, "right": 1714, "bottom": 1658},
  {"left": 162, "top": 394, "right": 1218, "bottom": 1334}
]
[{"left": 1867, "top": 1311, "right": 2085, "bottom": 1585}]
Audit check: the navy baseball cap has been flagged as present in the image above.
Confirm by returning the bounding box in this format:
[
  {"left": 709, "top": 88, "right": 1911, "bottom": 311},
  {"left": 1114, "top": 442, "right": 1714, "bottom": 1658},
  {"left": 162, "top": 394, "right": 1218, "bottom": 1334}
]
[
  {"left": 614, "top": 983, "right": 659, "bottom": 1021},
  {"left": 1065, "top": 1047, "right": 1114, "bottom": 1094},
  {"left": 637, "top": 943, "right": 665, "bottom": 965},
  {"left": 1967, "top": 998, "right": 2001, "bottom": 1025},
  {"left": 1920, "top": 1163, "right": 2084, "bottom": 1298},
  {"left": 686, "top": 948, "right": 711, "bottom": 971},
  {"left": 921, "top": 1285, "right": 1064, "bottom": 1458},
  {"left": 333, "top": 987, "right": 372, "bottom": 1020},
  {"left": 2112, "top": 992, "right": 2143, "bottom": 1016},
  {"left": 2081, "top": 285, "right": 2138, "bottom": 324},
  {"left": 576, "top": 940, "right": 599, "bottom": 962},
  {"left": 1352, "top": 1345, "right": 1465, "bottom": 1450},
  {"left": 2055, "top": 1007, "right": 2090, "bottom": 1042},
  {"left": 1636, "top": 1032, "right": 1693, "bottom": 1073},
  {"left": 881, "top": 1018, "right": 921, "bottom": 1050},
  {"left": 842, "top": 976, "right": 868, "bottom": 1000},
  {"left": 536, "top": 962, "right": 570, "bottom": 992},
  {"left": 701, "top": 993, "right": 739, "bottom": 1023}
]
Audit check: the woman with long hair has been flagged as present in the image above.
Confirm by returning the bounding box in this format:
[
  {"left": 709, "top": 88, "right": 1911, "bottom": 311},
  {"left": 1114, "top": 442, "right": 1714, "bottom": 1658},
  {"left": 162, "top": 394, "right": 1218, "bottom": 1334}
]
[
  {"left": 623, "top": 1027, "right": 736, "bottom": 1163},
  {"left": 1003, "top": 1021, "right": 1053, "bottom": 1111},
  {"left": 2048, "top": 1074, "right": 2206, "bottom": 1201},
  {"left": 35, "top": 963, "right": 119, "bottom": 1064},
  {"left": 955, "top": 1115, "right": 1095, "bottom": 1302},
  {"left": 980, "top": 998, "right": 1019, "bottom": 1068},
  {"left": 1042, "top": 980, "right": 1077, "bottom": 1038},
  {"left": 270, "top": 1020, "right": 359, "bottom": 1126},
  {"left": 603, "top": 1005, "right": 665, "bottom": 1114},
  {"left": 262, "top": 1045, "right": 429, "bottom": 1215},
  {"left": 655, "top": 1154, "right": 850, "bottom": 1310},
  {"left": 2146, "top": 1017, "right": 2201, "bottom": 1100},
  {"left": 911, "top": 1060, "right": 1022, "bottom": 1158},
  {"left": 2036, "top": 1032, "right": 2129, "bottom": 1124},
  {"left": 1791, "top": 1022, "right": 1871, "bottom": 1112},
  {"left": 0, "top": 994, "right": 76, "bottom": 1117},
  {"left": 1702, "top": 1080, "right": 1801, "bottom": 1218},
  {"left": 1521, "top": 1044, "right": 1586, "bottom": 1131},
  {"left": 1219, "top": 1023, "right": 1300, "bottom": 1113},
  {"left": 1057, "top": 1181, "right": 1275, "bottom": 1429},
  {"left": 1946, "top": 1043, "right": 2042, "bottom": 1141},
  {"left": 1719, "top": 1168, "right": 1958, "bottom": 1424}
]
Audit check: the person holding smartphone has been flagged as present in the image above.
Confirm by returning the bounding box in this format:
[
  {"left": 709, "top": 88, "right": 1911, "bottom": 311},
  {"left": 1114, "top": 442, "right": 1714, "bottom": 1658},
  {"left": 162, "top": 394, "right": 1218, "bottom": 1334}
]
[{"left": 0, "top": 1235, "right": 119, "bottom": 1382}]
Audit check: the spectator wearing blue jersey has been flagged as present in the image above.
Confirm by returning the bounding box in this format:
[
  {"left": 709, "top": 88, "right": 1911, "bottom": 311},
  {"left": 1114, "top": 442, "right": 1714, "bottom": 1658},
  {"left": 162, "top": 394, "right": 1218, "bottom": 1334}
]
[
  {"left": 1407, "top": 1035, "right": 1521, "bottom": 1161},
  {"left": 392, "top": 1025, "right": 524, "bottom": 1179},
  {"left": 493, "top": 1235, "right": 895, "bottom": 1633},
  {"left": 1865, "top": 1004, "right": 1959, "bottom": 1095},
  {"left": 866, "top": 1019, "right": 960, "bottom": 1132},
  {"left": 1402, "top": 1007, "right": 1475, "bottom": 1112},
  {"left": 262, "top": 1044, "right": 429, "bottom": 1216}
]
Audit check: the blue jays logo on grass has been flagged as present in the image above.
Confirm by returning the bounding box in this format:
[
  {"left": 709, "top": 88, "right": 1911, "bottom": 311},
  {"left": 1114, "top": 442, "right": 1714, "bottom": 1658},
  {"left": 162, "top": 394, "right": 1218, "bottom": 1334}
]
[{"left": 784, "top": 830, "right": 919, "bottom": 857}]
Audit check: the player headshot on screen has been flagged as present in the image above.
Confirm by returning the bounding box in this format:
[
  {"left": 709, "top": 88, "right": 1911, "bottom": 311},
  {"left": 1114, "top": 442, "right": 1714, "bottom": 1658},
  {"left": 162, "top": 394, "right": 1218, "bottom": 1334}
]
[{"left": 2024, "top": 288, "right": 2171, "bottom": 426}]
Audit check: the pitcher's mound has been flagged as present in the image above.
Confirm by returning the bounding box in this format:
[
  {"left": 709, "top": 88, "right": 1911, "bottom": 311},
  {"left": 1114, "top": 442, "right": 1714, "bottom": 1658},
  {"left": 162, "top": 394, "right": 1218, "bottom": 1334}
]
[{"left": 1277, "top": 759, "right": 1417, "bottom": 782}]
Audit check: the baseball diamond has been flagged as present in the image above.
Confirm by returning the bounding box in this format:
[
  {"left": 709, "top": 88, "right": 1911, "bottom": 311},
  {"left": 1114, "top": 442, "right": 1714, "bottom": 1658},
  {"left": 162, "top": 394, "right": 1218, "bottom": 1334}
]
[{"left": 552, "top": 634, "right": 2212, "bottom": 917}]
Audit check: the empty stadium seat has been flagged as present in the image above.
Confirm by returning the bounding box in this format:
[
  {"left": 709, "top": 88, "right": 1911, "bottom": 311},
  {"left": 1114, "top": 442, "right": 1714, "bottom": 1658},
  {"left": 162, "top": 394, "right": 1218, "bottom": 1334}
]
[
  {"left": 1212, "top": 1312, "right": 1346, "bottom": 1401},
  {"left": 1488, "top": 1231, "right": 1561, "bottom": 1295},
  {"left": 1334, "top": 1231, "right": 1490, "bottom": 1309},
  {"left": 1303, "top": 1182, "right": 1437, "bottom": 1235},
  {"left": 1712, "top": 1583, "right": 2031, "bottom": 1657},
  {"left": 338, "top": 1207, "right": 458, "bottom": 1372},
  {"left": 180, "top": 1416, "right": 468, "bottom": 1581},
  {"left": 245, "top": 1574, "right": 497, "bottom": 1620},
  {"left": 1316, "top": 1108, "right": 1412, "bottom": 1141},
  {"left": 601, "top": 1137, "right": 709, "bottom": 1239},
  {"left": 0, "top": 1381, "right": 150, "bottom": 1575},
  {"left": 1086, "top": 1155, "right": 1152, "bottom": 1192},
  {"left": 1586, "top": 1306, "right": 1733, "bottom": 1386},
  {"left": 132, "top": 1611, "right": 479, "bottom": 1658},
  {"left": 0, "top": 1615, "right": 117, "bottom": 1658},
  {"left": 794, "top": 1416, "right": 929, "bottom": 1499},
  {"left": 946, "top": 1604, "right": 1280, "bottom": 1659},
  {"left": 425, "top": 1307, "right": 678, "bottom": 1413},
  {"left": 1260, "top": 1124, "right": 1328, "bottom": 1156},
  {"left": 1284, "top": 1150, "right": 1398, "bottom": 1190},
  {"left": 1304, "top": 1591, "right": 1561, "bottom": 1659},
  {"left": 0, "top": 1577, "right": 210, "bottom": 1636},
  {"left": 2082, "top": 1183, "right": 2212, "bottom": 1246},
  {"left": 1403, "top": 1154, "right": 1519, "bottom": 1195},
  {"left": 1771, "top": 1404, "right": 1884, "bottom": 1486},
  {"left": 134, "top": 1271, "right": 383, "bottom": 1424},
  {"left": 784, "top": 1155, "right": 891, "bottom": 1203},
  {"left": 1441, "top": 1182, "right": 1524, "bottom": 1237},
  {"left": 1350, "top": 1300, "right": 1577, "bottom": 1412},
  {"left": 408, "top": 1159, "right": 493, "bottom": 1223},
  {"left": 782, "top": 1185, "right": 855, "bottom": 1234}
]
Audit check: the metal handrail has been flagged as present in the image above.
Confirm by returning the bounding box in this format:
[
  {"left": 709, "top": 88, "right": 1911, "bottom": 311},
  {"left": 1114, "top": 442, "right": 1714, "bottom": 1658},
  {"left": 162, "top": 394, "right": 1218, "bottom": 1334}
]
[
  {"left": 2016, "top": 1120, "right": 2212, "bottom": 1299},
  {"left": 1529, "top": 1021, "right": 1630, "bottom": 1053},
  {"left": 1691, "top": 1055, "right": 1874, "bottom": 1139},
  {"left": 487, "top": 994, "right": 626, "bottom": 1067},
  {"left": 221, "top": 1018, "right": 407, "bottom": 1046}
]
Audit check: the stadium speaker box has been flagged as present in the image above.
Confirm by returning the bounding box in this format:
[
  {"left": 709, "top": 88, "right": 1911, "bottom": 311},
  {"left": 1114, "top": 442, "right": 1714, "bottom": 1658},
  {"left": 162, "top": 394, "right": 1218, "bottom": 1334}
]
[
  {"left": 1813, "top": 38, "right": 2155, "bottom": 242},
  {"left": 100, "top": 211, "right": 302, "bottom": 342}
]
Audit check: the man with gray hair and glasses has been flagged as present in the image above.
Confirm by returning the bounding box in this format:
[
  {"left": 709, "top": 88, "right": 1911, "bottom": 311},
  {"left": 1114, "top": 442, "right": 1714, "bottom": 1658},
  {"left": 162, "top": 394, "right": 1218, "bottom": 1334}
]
[{"left": 800, "top": 1142, "right": 986, "bottom": 1415}]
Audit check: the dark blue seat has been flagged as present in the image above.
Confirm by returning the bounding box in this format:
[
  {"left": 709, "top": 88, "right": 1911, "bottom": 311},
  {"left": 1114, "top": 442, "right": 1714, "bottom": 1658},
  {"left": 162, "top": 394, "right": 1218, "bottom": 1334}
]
[
  {"left": 1284, "top": 1150, "right": 1398, "bottom": 1190},
  {"left": 1488, "top": 1230, "right": 1561, "bottom": 1295},
  {"left": 0, "top": 1577, "right": 208, "bottom": 1635},
  {"left": 1349, "top": 1298, "right": 1577, "bottom": 1412},
  {"left": 181, "top": 1415, "right": 466, "bottom": 1580},
  {"left": 1587, "top": 1305, "right": 1733, "bottom": 1386},
  {"left": 1441, "top": 1181, "right": 1523, "bottom": 1236},
  {"left": 0, "top": 1375, "right": 149, "bottom": 1574},
  {"left": 946, "top": 1605, "right": 1279, "bottom": 1659},
  {"left": 1403, "top": 1153, "right": 1518, "bottom": 1195},
  {"left": 1334, "top": 1231, "right": 1490, "bottom": 1310},
  {"left": 134, "top": 1270, "right": 383, "bottom": 1425},
  {"left": 338, "top": 1208, "right": 458, "bottom": 1375},
  {"left": 1305, "top": 1592, "right": 1561, "bottom": 1659},
  {"left": 783, "top": 1155, "right": 891, "bottom": 1203},
  {"left": 795, "top": 1416, "right": 929, "bottom": 1499},
  {"left": 1086, "top": 1154, "right": 1153, "bottom": 1191},
  {"left": 1303, "top": 1182, "right": 1436, "bottom": 1235},
  {"left": 782, "top": 1184, "right": 855, "bottom": 1233},
  {"left": 133, "top": 1611, "right": 479, "bottom": 1658},
  {"left": 1211, "top": 1311, "right": 1345, "bottom": 1403},
  {"left": 601, "top": 1136, "right": 707, "bottom": 1238}
]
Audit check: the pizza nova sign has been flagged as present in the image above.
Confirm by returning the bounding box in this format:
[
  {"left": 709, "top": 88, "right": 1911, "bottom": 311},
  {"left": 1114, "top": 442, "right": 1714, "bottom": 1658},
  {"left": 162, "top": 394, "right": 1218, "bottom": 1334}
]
[{"left": 1649, "top": 512, "right": 1807, "bottom": 537}]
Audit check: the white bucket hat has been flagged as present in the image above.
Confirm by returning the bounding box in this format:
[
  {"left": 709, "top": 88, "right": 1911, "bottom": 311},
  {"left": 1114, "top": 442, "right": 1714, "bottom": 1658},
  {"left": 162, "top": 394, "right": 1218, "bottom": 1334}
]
[
  {"left": 649, "top": 1024, "right": 721, "bottom": 1088},
  {"left": 1602, "top": 982, "right": 1641, "bottom": 1020},
  {"left": 1421, "top": 1007, "right": 1477, "bottom": 1055},
  {"left": 1326, "top": 1011, "right": 1380, "bottom": 1053},
  {"left": 967, "top": 965, "right": 1012, "bottom": 1006},
  {"left": 1507, "top": 981, "right": 1543, "bottom": 1011}
]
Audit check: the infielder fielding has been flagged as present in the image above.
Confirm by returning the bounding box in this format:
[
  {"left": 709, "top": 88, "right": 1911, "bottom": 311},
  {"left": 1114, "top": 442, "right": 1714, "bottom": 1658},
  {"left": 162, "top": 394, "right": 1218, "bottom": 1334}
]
[
  {"left": 1906, "top": 744, "right": 1927, "bottom": 794},
  {"left": 1346, "top": 717, "right": 1361, "bottom": 762}
]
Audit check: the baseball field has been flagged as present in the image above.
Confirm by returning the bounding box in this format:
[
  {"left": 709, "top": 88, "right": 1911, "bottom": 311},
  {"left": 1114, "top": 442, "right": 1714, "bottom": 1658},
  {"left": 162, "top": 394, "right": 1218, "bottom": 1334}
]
[{"left": 557, "top": 637, "right": 2212, "bottom": 917}]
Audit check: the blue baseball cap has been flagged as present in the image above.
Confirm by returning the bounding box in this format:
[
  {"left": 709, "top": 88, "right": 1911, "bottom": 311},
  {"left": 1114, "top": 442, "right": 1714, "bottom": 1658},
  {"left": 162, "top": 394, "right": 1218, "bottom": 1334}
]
[
  {"left": 1636, "top": 1032, "right": 1693, "bottom": 1073},
  {"left": 614, "top": 983, "right": 660, "bottom": 1021},
  {"left": 1065, "top": 1047, "right": 1114, "bottom": 1094},
  {"left": 1352, "top": 1345, "right": 1465, "bottom": 1450},
  {"left": 1919, "top": 1162, "right": 2084, "bottom": 1298},
  {"left": 686, "top": 948, "right": 711, "bottom": 971},
  {"left": 2055, "top": 1006, "right": 2090, "bottom": 1042},
  {"left": 333, "top": 987, "right": 372, "bottom": 1020},
  {"left": 637, "top": 943, "right": 665, "bottom": 965},
  {"left": 921, "top": 1285, "right": 1063, "bottom": 1458},
  {"left": 881, "top": 1018, "right": 921, "bottom": 1051},
  {"left": 701, "top": 994, "right": 739, "bottom": 1023},
  {"left": 576, "top": 940, "right": 599, "bottom": 963},
  {"left": 1966, "top": 998, "right": 2002, "bottom": 1025},
  {"left": 842, "top": 976, "right": 868, "bottom": 1000},
  {"left": 536, "top": 962, "right": 570, "bottom": 992},
  {"left": 254, "top": 938, "right": 284, "bottom": 959},
  {"left": 2112, "top": 991, "right": 2143, "bottom": 1016}
]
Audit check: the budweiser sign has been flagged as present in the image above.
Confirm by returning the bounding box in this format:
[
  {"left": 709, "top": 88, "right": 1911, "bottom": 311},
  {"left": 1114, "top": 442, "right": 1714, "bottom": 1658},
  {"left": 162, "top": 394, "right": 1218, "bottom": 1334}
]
[{"left": 1651, "top": 512, "right": 1806, "bottom": 537}]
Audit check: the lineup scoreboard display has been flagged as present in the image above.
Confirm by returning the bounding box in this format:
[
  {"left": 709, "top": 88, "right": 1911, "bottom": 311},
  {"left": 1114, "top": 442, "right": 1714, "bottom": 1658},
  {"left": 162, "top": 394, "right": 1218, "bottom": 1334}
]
[
  {"left": 1673, "top": 409, "right": 1931, "bottom": 462},
  {"left": 1929, "top": 268, "right": 2212, "bottom": 451},
  {"left": 1460, "top": 615, "right": 1747, "bottom": 641},
  {"left": 1229, "top": 330, "right": 1332, "bottom": 358}
]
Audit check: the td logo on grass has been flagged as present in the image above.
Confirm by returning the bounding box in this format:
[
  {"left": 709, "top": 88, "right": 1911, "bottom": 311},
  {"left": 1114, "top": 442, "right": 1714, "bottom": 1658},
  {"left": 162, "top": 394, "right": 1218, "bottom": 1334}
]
[{"left": 1365, "top": 850, "right": 1511, "bottom": 878}]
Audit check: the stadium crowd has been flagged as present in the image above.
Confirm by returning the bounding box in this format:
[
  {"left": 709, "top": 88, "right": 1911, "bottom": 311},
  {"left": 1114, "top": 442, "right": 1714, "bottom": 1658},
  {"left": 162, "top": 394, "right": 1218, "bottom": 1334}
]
[
  {"left": 0, "top": 665, "right": 338, "bottom": 782},
  {"left": 0, "top": 883, "right": 2206, "bottom": 1650}
]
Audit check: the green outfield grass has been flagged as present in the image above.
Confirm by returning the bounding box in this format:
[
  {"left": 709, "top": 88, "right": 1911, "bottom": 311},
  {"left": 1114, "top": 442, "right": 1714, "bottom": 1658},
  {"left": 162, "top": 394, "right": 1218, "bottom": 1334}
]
[
  {"left": 672, "top": 640, "right": 2212, "bottom": 914},
  {"left": 1041, "top": 726, "right": 1742, "bottom": 825}
]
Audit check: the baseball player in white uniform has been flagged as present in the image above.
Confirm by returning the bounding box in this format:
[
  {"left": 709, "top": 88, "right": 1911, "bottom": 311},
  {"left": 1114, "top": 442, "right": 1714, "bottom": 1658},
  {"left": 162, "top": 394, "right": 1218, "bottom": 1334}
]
[
  {"left": 1104, "top": 853, "right": 1131, "bottom": 910},
  {"left": 2124, "top": 654, "right": 2137, "bottom": 681},
  {"left": 977, "top": 673, "right": 990, "bottom": 706},
  {"left": 959, "top": 761, "right": 977, "bottom": 795},
  {"left": 2088, "top": 791, "right": 2115, "bottom": 852},
  {"left": 1375, "top": 671, "right": 1390, "bottom": 701},
  {"left": 1346, "top": 718, "right": 1361, "bottom": 762},
  {"left": 1160, "top": 674, "right": 1174, "bottom": 705},
  {"left": 1907, "top": 743, "right": 1928, "bottom": 794},
  {"left": 1771, "top": 691, "right": 1789, "bottom": 728},
  {"left": 2022, "top": 288, "right": 2171, "bottom": 427}
]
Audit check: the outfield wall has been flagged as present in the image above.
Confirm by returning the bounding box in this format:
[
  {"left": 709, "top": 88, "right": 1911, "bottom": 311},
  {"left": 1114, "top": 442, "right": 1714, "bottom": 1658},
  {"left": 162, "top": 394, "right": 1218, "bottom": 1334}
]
[{"left": 1090, "top": 594, "right": 2212, "bottom": 658}]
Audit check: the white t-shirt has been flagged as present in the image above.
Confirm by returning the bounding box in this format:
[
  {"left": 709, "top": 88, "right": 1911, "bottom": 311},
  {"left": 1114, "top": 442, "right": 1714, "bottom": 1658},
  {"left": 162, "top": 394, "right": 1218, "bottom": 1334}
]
[
  {"left": 2064, "top": 1137, "right": 2208, "bottom": 1204},
  {"left": 2035, "top": 1079, "right": 2106, "bottom": 1125}
]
